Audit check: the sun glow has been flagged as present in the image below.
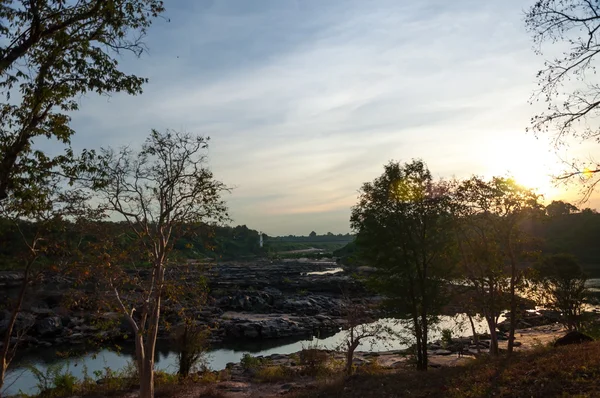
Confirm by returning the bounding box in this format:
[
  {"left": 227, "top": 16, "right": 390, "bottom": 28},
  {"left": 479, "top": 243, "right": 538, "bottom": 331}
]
[{"left": 482, "top": 135, "right": 563, "bottom": 200}]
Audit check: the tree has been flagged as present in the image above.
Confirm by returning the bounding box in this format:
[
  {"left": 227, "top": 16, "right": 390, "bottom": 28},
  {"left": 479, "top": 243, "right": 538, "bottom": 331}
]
[
  {"left": 545, "top": 200, "right": 579, "bottom": 217},
  {"left": 338, "top": 292, "right": 389, "bottom": 376},
  {"left": 93, "top": 129, "right": 229, "bottom": 398},
  {"left": 350, "top": 159, "right": 455, "bottom": 370},
  {"left": 0, "top": 180, "right": 94, "bottom": 396},
  {"left": 533, "top": 254, "right": 588, "bottom": 331},
  {"left": 309, "top": 231, "right": 317, "bottom": 238},
  {"left": 0, "top": 0, "right": 165, "bottom": 201},
  {"left": 454, "top": 176, "right": 542, "bottom": 354},
  {"left": 526, "top": 0, "right": 600, "bottom": 198}
]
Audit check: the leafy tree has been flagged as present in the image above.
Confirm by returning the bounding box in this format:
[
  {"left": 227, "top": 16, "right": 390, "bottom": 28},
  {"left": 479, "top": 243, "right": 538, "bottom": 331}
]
[
  {"left": 0, "top": 0, "right": 165, "bottom": 200},
  {"left": 533, "top": 254, "right": 589, "bottom": 331},
  {"left": 0, "top": 180, "right": 94, "bottom": 395},
  {"left": 350, "top": 160, "right": 455, "bottom": 370},
  {"left": 526, "top": 0, "right": 600, "bottom": 197},
  {"left": 92, "top": 129, "right": 229, "bottom": 398},
  {"left": 309, "top": 231, "right": 317, "bottom": 238},
  {"left": 546, "top": 200, "right": 579, "bottom": 217},
  {"left": 454, "top": 176, "right": 542, "bottom": 354}
]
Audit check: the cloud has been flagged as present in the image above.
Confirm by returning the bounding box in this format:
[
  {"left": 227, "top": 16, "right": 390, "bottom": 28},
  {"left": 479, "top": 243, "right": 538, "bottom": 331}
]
[{"left": 53, "top": 0, "right": 595, "bottom": 235}]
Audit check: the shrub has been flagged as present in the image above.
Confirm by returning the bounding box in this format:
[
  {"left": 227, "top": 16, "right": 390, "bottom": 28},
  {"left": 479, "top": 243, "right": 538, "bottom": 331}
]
[
  {"left": 240, "top": 353, "right": 266, "bottom": 370},
  {"left": 171, "top": 322, "right": 210, "bottom": 376},
  {"left": 357, "top": 359, "right": 385, "bottom": 375},
  {"left": 441, "top": 328, "right": 453, "bottom": 348},
  {"left": 255, "top": 365, "right": 292, "bottom": 382},
  {"left": 299, "top": 345, "right": 329, "bottom": 377}
]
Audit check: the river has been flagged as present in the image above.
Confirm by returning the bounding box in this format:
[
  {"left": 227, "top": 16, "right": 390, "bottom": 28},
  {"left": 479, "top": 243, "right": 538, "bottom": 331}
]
[
  {"left": 2, "top": 314, "right": 488, "bottom": 396},
  {"left": 7, "top": 269, "right": 592, "bottom": 396}
]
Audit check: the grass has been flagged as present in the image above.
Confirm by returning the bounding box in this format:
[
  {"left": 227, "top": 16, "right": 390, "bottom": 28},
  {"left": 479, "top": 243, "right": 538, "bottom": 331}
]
[{"left": 296, "top": 341, "right": 600, "bottom": 398}]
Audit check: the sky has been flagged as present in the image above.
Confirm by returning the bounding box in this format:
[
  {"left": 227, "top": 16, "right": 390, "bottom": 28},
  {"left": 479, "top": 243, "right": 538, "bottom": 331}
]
[{"left": 61, "top": 0, "right": 599, "bottom": 236}]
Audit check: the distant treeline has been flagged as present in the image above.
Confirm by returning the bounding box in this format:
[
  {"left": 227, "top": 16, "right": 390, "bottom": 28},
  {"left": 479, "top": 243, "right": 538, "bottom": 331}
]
[
  {"left": 0, "top": 220, "right": 358, "bottom": 266},
  {"left": 0, "top": 220, "right": 267, "bottom": 266}
]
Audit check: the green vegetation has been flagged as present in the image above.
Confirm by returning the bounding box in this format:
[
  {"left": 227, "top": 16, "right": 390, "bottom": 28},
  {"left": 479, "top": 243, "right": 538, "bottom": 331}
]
[{"left": 351, "top": 159, "right": 457, "bottom": 370}]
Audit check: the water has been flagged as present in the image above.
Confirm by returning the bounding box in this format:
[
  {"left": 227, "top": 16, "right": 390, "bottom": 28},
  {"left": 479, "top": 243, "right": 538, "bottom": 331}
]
[
  {"left": 2, "top": 314, "right": 487, "bottom": 396},
  {"left": 305, "top": 267, "right": 344, "bottom": 276}
]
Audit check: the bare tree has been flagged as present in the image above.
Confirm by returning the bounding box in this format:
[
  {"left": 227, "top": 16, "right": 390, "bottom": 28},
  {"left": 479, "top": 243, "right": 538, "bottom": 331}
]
[
  {"left": 93, "top": 129, "right": 229, "bottom": 398},
  {"left": 339, "top": 293, "right": 389, "bottom": 376},
  {"left": 526, "top": 0, "right": 600, "bottom": 198}
]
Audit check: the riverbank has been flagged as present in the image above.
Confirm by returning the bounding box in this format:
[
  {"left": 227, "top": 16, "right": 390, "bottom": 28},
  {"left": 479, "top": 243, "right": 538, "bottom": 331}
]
[{"left": 108, "top": 324, "right": 569, "bottom": 398}]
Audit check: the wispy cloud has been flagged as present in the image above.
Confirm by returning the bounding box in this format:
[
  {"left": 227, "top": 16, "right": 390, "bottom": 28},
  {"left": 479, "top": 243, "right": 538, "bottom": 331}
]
[{"left": 56, "top": 0, "right": 596, "bottom": 235}]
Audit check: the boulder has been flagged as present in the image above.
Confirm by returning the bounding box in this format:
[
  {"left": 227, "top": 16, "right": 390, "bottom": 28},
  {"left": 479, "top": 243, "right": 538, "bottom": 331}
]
[
  {"left": 554, "top": 331, "right": 594, "bottom": 347},
  {"left": 36, "top": 316, "right": 63, "bottom": 336}
]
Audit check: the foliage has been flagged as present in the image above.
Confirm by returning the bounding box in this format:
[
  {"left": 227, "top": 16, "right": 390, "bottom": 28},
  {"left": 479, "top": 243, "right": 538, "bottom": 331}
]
[
  {"left": 532, "top": 253, "right": 589, "bottom": 330},
  {"left": 254, "top": 365, "right": 293, "bottom": 383},
  {"left": 526, "top": 0, "right": 600, "bottom": 197},
  {"left": 170, "top": 322, "right": 209, "bottom": 377},
  {"left": 240, "top": 353, "right": 266, "bottom": 371},
  {"left": 441, "top": 329, "right": 453, "bottom": 349},
  {"left": 528, "top": 207, "right": 600, "bottom": 274},
  {"left": 0, "top": 0, "right": 165, "bottom": 201},
  {"left": 453, "top": 176, "right": 542, "bottom": 354},
  {"left": 29, "top": 363, "right": 77, "bottom": 397},
  {"left": 351, "top": 159, "right": 456, "bottom": 370},
  {"left": 299, "top": 340, "right": 330, "bottom": 377}
]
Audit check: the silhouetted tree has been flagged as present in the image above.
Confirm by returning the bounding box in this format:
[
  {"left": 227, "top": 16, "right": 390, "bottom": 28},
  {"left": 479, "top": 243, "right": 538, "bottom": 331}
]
[
  {"left": 351, "top": 160, "right": 455, "bottom": 371},
  {"left": 533, "top": 254, "right": 588, "bottom": 331},
  {"left": 526, "top": 0, "right": 600, "bottom": 198},
  {"left": 454, "top": 177, "right": 542, "bottom": 354},
  {"left": 546, "top": 200, "right": 579, "bottom": 217}
]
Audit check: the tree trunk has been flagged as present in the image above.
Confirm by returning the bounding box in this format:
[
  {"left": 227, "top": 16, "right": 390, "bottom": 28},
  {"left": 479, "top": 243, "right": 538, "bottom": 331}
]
[
  {"left": 345, "top": 340, "right": 359, "bottom": 376},
  {"left": 420, "top": 310, "right": 428, "bottom": 371},
  {"left": 468, "top": 313, "right": 480, "bottom": 354},
  {"left": 508, "top": 265, "right": 517, "bottom": 354},
  {"left": 139, "top": 356, "right": 154, "bottom": 398},
  {"left": 486, "top": 317, "right": 499, "bottom": 356}
]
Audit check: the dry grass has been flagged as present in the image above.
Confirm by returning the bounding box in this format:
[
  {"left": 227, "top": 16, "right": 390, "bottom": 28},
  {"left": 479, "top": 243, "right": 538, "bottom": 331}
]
[{"left": 296, "top": 341, "right": 600, "bottom": 398}]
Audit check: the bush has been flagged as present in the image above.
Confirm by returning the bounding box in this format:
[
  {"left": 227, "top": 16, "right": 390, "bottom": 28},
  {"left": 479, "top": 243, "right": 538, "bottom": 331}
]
[
  {"left": 357, "top": 359, "right": 385, "bottom": 375},
  {"left": 255, "top": 365, "right": 292, "bottom": 382},
  {"left": 299, "top": 345, "right": 329, "bottom": 377},
  {"left": 240, "top": 353, "right": 266, "bottom": 370},
  {"left": 30, "top": 363, "right": 78, "bottom": 397},
  {"left": 171, "top": 322, "right": 210, "bottom": 376}
]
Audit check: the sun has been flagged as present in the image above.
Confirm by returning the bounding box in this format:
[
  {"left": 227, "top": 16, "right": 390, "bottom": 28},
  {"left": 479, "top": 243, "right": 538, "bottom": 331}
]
[{"left": 482, "top": 135, "right": 563, "bottom": 200}]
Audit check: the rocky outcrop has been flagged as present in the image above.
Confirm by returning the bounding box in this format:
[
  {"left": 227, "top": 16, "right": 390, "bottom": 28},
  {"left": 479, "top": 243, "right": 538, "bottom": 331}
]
[{"left": 554, "top": 331, "right": 594, "bottom": 347}]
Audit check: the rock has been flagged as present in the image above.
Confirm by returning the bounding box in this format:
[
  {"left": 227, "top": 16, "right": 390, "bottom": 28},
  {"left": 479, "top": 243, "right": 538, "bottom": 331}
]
[
  {"left": 0, "top": 312, "right": 35, "bottom": 335},
  {"left": 242, "top": 324, "right": 260, "bottom": 338},
  {"left": 554, "top": 331, "right": 594, "bottom": 347},
  {"left": 36, "top": 316, "right": 63, "bottom": 336},
  {"left": 433, "top": 349, "right": 452, "bottom": 356}
]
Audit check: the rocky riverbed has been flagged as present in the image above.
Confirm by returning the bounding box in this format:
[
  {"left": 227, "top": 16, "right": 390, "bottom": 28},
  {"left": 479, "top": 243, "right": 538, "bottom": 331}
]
[{"left": 0, "top": 260, "right": 370, "bottom": 350}]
